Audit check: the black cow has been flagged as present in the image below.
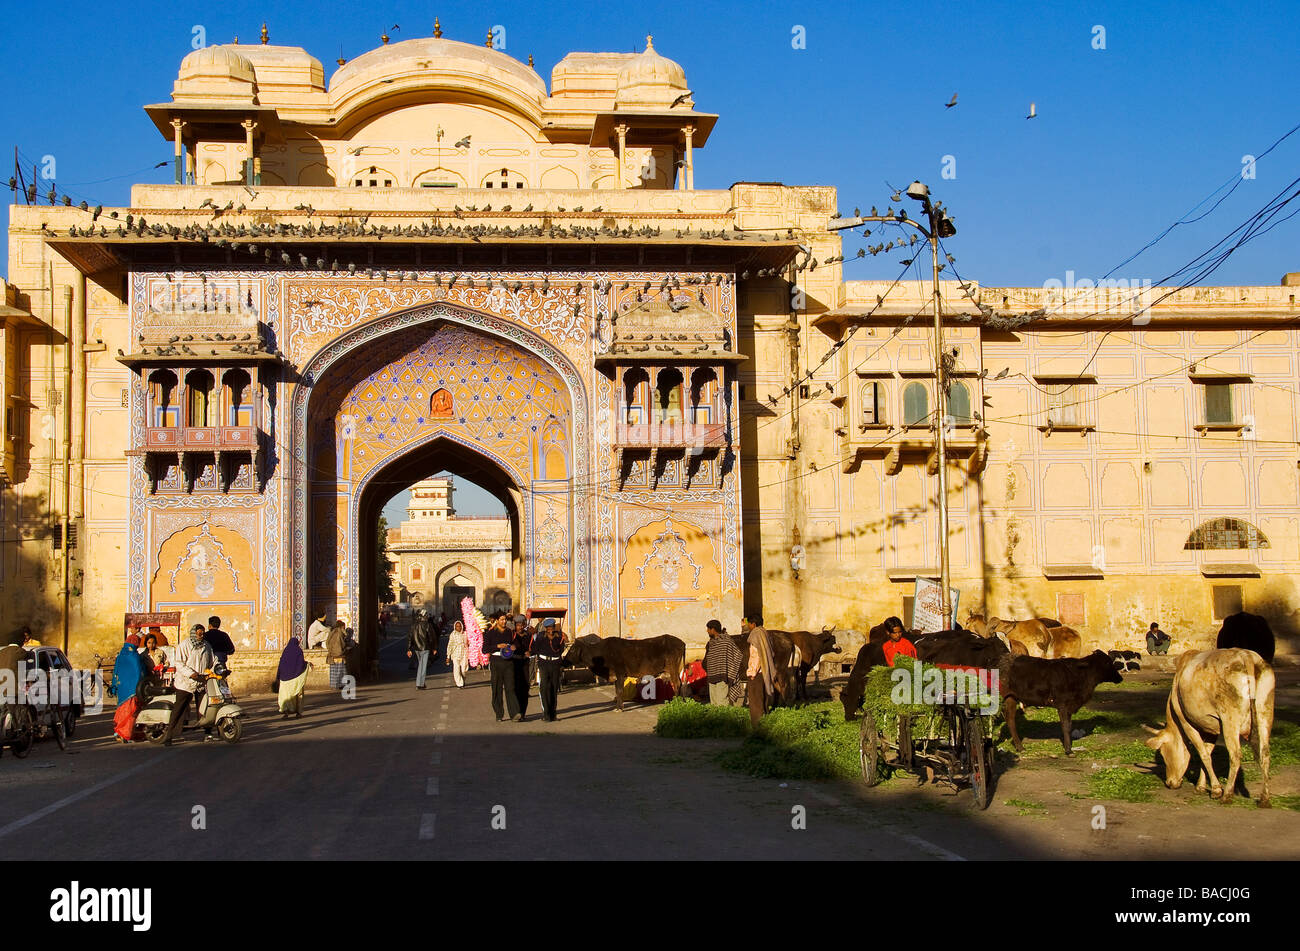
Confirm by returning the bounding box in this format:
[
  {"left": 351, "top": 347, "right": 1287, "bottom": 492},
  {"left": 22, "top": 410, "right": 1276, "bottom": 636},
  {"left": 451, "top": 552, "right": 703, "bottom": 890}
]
[
  {"left": 999, "top": 650, "right": 1124, "bottom": 754},
  {"left": 840, "top": 627, "right": 1004, "bottom": 721},
  {"left": 563, "top": 635, "right": 686, "bottom": 711},
  {"left": 782, "top": 628, "right": 841, "bottom": 701},
  {"left": 1216, "top": 612, "right": 1275, "bottom": 664}
]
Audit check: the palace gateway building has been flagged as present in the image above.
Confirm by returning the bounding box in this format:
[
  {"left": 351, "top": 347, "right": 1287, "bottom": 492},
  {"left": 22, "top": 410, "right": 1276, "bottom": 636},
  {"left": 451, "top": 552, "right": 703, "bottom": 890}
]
[{"left": 5, "top": 29, "right": 1297, "bottom": 665}]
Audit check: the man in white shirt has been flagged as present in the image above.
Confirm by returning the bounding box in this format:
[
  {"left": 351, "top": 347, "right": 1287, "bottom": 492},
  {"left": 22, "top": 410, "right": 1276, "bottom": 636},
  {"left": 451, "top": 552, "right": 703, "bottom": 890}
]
[
  {"left": 306, "top": 609, "right": 330, "bottom": 650},
  {"left": 162, "top": 624, "right": 214, "bottom": 745}
]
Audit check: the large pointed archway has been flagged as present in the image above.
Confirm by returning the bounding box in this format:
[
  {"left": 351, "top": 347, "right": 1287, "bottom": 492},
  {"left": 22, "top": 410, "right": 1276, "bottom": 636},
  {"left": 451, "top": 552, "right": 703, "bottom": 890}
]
[{"left": 290, "top": 303, "right": 591, "bottom": 650}]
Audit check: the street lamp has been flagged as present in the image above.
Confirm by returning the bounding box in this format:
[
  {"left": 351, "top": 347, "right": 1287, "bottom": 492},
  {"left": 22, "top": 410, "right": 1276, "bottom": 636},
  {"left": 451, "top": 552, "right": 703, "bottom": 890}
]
[{"left": 830, "top": 182, "right": 958, "bottom": 628}]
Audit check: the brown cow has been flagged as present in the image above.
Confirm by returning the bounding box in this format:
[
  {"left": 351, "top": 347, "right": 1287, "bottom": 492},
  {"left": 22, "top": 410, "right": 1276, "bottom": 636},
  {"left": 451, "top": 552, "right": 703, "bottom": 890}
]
[
  {"left": 965, "top": 613, "right": 1030, "bottom": 655},
  {"left": 999, "top": 650, "right": 1124, "bottom": 754},
  {"left": 1143, "top": 648, "right": 1273, "bottom": 807},
  {"left": 782, "top": 626, "right": 841, "bottom": 701}
]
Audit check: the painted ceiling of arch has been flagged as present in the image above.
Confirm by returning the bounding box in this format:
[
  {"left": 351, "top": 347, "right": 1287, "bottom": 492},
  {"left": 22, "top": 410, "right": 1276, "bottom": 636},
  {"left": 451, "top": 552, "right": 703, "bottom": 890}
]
[{"left": 310, "top": 321, "right": 571, "bottom": 486}]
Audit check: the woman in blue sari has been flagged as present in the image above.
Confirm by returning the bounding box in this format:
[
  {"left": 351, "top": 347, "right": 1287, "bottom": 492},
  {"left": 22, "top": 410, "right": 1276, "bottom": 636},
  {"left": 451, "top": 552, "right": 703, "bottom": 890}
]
[
  {"left": 275, "top": 636, "right": 310, "bottom": 718},
  {"left": 111, "top": 634, "right": 145, "bottom": 705}
]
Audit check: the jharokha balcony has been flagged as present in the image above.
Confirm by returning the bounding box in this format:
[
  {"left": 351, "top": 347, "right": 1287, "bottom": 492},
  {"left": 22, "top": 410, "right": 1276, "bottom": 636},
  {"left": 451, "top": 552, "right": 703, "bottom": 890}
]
[
  {"left": 613, "top": 416, "right": 729, "bottom": 489},
  {"left": 143, "top": 425, "right": 258, "bottom": 450}
]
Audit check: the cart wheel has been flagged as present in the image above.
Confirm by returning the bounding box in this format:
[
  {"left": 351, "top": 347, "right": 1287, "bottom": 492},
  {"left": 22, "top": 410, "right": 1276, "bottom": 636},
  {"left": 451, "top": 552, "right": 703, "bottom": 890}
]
[
  {"left": 967, "top": 716, "right": 992, "bottom": 810},
  {"left": 897, "top": 714, "right": 913, "bottom": 771},
  {"left": 860, "top": 712, "right": 881, "bottom": 787}
]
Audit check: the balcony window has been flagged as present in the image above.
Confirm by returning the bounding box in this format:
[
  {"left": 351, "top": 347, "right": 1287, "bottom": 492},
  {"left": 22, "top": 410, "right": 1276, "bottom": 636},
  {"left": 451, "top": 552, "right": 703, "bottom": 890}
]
[
  {"left": 657, "top": 369, "right": 684, "bottom": 425},
  {"left": 902, "top": 382, "right": 929, "bottom": 426},
  {"left": 148, "top": 370, "right": 179, "bottom": 427},
  {"left": 185, "top": 370, "right": 215, "bottom": 427},
  {"left": 623, "top": 369, "right": 648, "bottom": 424},
  {"left": 690, "top": 368, "right": 717, "bottom": 424},
  {"left": 224, "top": 369, "right": 251, "bottom": 427},
  {"left": 1046, "top": 383, "right": 1084, "bottom": 427},
  {"left": 861, "top": 381, "right": 886, "bottom": 426}
]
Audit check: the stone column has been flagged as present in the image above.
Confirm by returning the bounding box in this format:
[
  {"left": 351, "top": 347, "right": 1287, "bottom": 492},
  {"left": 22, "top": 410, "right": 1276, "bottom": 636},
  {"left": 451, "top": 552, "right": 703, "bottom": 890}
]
[
  {"left": 171, "top": 119, "right": 186, "bottom": 185},
  {"left": 682, "top": 125, "right": 695, "bottom": 190},
  {"left": 615, "top": 123, "right": 628, "bottom": 190},
  {"left": 240, "top": 119, "right": 259, "bottom": 185}
]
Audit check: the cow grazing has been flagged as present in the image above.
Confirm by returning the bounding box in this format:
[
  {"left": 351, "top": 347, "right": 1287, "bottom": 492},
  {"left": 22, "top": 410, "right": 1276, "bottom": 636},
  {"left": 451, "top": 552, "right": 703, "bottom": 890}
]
[
  {"left": 1215, "top": 612, "right": 1276, "bottom": 665},
  {"left": 999, "top": 650, "right": 1124, "bottom": 754},
  {"left": 840, "top": 640, "right": 887, "bottom": 721},
  {"left": 1144, "top": 648, "right": 1273, "bottom": 807},
  {"left": 783, "top": 627, "right": 841, "bottom": 701},
  {"left": 563, "top": 635, "right": 686, "bottom": 711}
]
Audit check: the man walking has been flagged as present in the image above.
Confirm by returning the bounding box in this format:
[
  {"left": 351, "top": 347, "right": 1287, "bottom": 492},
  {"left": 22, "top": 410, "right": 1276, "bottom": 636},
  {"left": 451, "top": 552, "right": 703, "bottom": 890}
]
[
  {"left": 407, "top": 611, "right": 435, "bottom": 689},
  {"left": 511, "top": 614, "right": 533, "bottom": 720},
  {"left": 741, "top": 614, "right": 776, "bottom": 727},
  {"left": 162, "top": 624, "right": 214, "bottom": 745},
  {"left": 532, "top": 617, "right": 566, "bottom": 722},
  {"left": 486, "top": 614, "right": 519, "bottom": 721}
]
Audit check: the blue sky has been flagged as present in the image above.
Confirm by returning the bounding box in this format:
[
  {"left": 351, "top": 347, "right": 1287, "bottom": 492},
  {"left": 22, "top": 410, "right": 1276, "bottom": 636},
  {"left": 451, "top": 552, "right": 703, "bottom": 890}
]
[{"left": 6, "top": 0, "right": 1297, "bottom": 514}]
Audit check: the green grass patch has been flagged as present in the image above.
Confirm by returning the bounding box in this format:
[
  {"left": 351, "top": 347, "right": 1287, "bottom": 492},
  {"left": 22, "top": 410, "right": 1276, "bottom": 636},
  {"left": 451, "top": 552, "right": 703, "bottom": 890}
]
[
  {"left": 717, "top": 702, "right": 861, "bottom": 780},
  {"left": 1086, "top": 766, "right": 1164, "bottom": 803},
  {"left": 654, "top": 697, "right": 750, "bottom": 739},
  {"left": 1004, "top": 797, "right": 1049, "bottom": 816},
  {"left": 1268, "top": 718, "right": 1300, "bottom": 766},
  {"left": 1090, "top": 740, "right": 1156, "bottom": 762}
]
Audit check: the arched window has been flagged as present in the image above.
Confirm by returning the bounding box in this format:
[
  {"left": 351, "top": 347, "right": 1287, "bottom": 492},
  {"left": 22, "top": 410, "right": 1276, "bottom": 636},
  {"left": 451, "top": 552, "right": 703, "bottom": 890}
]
[
  {"left": 948, "top": 381, "right": 971, "bottom": 424},
  {"left": 1184, "top": 518, "right": 1269, "bottom": 550},
  {"left": 352, "top": 165, "right": 395, "bottom": 188},
  {"left": 223, "top": 368, "right": 251, "bottom": 426},
  {"left": 148, "top": 370, "right": 178, "bottom": 427},
  {"left": 902, "top": 382, "right": 929, "bottom": 426},
  {"left": 623, "top": 369, "right": 648, "bottom": 424},
  {"left": 656, "top": 369, "right": 684, "bottom": 425},
  {"left": 690, "top": 368, "right": 717, "bottom": 423},
  {"left": 861, "top": 381, "right": 886, "bottom": 425},
  {"left": 481, "top": 168, "right": 527, "bottom": 189},
  {"left": 186, "top": 370, "right": 214, "bottom": 427}
]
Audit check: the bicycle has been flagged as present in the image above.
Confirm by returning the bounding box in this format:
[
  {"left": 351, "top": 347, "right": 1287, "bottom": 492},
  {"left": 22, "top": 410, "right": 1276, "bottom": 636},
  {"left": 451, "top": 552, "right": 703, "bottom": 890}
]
[{"left": 33, "top": 701, "right": 69, "bottom": 751}]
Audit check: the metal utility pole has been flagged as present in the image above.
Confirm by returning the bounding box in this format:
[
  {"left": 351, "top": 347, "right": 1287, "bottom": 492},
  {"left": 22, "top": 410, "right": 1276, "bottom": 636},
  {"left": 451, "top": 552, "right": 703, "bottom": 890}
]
[{"left": 830, "top": 182, "right": 958, "bottom": 627}]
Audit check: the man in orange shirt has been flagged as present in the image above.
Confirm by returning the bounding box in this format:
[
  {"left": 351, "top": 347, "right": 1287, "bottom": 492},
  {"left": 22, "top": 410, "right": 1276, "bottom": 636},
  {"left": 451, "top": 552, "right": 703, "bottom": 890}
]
[{"left": 880, "top": 616, "right": 917, "bottom": 667}]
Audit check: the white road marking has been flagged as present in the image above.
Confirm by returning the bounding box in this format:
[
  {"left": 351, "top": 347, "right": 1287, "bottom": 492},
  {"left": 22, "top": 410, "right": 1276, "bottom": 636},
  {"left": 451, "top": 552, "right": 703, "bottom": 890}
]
[
  {"left": 418, "top": 813, "right": 436, "bottom": 840},
  {"left": 893, "top": 831, "right": 966, "bottom": 862},
  {"left": 427, "top": 776, "right": 439, "bottom": 796},
  {"left": 0, "top": 755, "right": 161, "bottom": 841},
  {"left": 430, "top": 752, "right": 441, "bottom": 765}
]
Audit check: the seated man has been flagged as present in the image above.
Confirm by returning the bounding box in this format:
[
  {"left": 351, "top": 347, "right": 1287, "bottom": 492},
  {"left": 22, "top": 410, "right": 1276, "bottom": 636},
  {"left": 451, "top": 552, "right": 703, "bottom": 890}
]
[
  {"left": 1145, "top": 622, "right": 1171, "bottom": 656},
  {"left": 881, "top": 616, "right": 917, "bottom": 666}
]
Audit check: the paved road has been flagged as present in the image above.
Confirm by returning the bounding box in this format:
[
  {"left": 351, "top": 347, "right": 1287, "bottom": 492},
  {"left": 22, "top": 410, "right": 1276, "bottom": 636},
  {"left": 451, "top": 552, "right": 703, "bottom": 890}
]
[{"left": 2, "top": 636, "right": 1292, "bottom": 860}]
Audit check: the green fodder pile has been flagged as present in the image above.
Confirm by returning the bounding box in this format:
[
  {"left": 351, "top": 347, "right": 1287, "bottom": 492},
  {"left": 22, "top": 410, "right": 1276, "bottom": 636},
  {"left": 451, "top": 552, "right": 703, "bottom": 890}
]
[
  {"left": 653, "top": 697, "right": 750, "bottom": 738},
  {"left": 860, "top": 658, "right": 1001, "bottom": 746},
  {"left": 717, "top": 702, "right": 862, "bottom": 780}
]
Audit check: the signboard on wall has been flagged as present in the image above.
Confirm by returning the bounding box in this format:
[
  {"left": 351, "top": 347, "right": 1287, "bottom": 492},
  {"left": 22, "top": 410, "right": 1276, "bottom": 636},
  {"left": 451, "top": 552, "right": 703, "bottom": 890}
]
[
  {"left": 911, "top": 579, "right": 960, "bottom": 635},
  {"left": 124, "top": 612, "right": 181, "bottom": 646}
]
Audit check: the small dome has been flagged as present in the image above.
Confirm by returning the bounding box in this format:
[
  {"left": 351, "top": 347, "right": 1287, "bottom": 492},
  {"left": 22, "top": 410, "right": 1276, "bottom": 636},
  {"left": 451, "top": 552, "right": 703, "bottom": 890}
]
[
  {"left": 616, "top": 35, "right": 688, "bottom": 108},
  {"left": 178, "top": 45, "right": 257, "bottom": 84},
  {"left": 173, "top": 45, "right": 258, "bottom": 102}
]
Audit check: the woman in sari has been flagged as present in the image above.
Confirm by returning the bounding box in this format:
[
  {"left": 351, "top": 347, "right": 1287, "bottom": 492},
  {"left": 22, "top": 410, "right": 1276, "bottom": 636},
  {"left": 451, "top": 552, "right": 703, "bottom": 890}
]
[
  {"left": 446, "top": 620, "right": 469, "bottom": 688},
  {"left": 276, "top": 636, "right": 310, "bottom": 719}
]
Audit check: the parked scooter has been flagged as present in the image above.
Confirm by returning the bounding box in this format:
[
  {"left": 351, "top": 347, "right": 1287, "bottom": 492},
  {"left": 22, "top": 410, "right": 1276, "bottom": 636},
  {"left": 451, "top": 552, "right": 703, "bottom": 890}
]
[{"left": 137, "top": 664, "right": 244, "bottom": 744}]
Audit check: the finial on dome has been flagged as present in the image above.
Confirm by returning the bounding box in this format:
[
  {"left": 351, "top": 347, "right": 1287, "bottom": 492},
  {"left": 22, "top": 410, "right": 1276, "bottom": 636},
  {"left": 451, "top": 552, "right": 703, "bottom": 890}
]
[
  {"left": 433, "top": 17, "right": 442, "bottom": 38},
  {"left": 646, "top": 34, "right": 654, "bottom": 50},
  {"left": 260, "top": 23, "right": 268, "bottom": 44},
  {"left": 233, "top": 35, "right": 239, "bottom": 44},
  {"left": 381, "top": 32, "right": 390, "bottom": 44},
  {"left": 485, "top": 28, "right": 493, "bottom": 48}
]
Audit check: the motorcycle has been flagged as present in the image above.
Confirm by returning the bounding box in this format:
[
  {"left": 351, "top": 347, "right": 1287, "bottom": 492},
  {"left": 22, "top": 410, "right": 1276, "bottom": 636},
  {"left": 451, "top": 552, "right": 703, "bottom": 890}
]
[{"left": 137, "top": 663, "right": 244, "bottom": 744}]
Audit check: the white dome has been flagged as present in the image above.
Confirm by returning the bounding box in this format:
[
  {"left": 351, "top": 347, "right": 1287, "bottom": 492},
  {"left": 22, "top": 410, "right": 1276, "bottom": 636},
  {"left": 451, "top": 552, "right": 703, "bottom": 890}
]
[{"left": 615, "top": 35, "right": 688, "bottom": 108}]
